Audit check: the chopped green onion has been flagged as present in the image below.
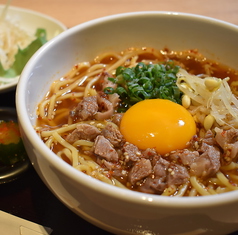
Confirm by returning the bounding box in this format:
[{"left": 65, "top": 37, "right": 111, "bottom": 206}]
[{"left": 104, "top": 61, "right": 182, "bottom": 110}]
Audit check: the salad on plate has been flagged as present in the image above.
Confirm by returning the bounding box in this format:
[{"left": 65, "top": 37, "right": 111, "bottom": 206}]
[{"left": 0, "top": 1, "right": 66, "bottom": 92}]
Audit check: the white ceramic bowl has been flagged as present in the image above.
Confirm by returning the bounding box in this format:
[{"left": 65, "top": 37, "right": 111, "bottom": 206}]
[
  {"left": 16, "top": 12, "right": 238, "bottom": 235},
  {"left": 0, "top": 5, "right": 67, "bottom": 93}
]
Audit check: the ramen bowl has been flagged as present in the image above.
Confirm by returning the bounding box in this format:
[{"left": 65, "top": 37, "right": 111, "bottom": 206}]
[{"left": 16, "top": 12, "right": 238, "bottom": 235}]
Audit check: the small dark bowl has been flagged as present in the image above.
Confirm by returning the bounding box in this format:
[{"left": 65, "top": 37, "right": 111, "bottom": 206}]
[{"left": 0, "top": 107, "right": 30, "bottom": 184}]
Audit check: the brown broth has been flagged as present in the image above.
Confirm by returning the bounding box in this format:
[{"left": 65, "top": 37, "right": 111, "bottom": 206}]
[
  {"left": 36, "top": 48, "right": 238, "bottom": 196},
  {"left": 36, "top": 48, "right": 238, "bottom": 128}
]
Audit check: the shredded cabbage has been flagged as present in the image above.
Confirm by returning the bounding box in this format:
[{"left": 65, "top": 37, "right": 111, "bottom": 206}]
[
  {"left": 176, "top": 68, "right": 238, "bottom": 128},
  {"left": 0, "top": 4, "right": 47, "bottom": 86},
  {"left": 0, "top": 17, "right": 35, "bottom": 71}
]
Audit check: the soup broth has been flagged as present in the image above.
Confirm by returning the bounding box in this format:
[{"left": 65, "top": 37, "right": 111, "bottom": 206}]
[{"left": 36, "top": 47, "right": 238, "bottom": 196}]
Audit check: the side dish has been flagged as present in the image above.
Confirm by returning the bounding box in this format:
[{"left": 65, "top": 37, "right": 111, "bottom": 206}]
[
  {"left": 0, "top": 2, "right": 47, "bottom": 85},
  {"left": 0, "top": 18, "right": 47, "bottom": 82},
  {"left": 0, "top": 120, "right": 27, "bottom": 165}
]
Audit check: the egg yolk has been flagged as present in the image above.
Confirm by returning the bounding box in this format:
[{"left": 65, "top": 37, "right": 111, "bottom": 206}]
[{"left": 120, "top": 99, "right": 196, "bottom": 155}]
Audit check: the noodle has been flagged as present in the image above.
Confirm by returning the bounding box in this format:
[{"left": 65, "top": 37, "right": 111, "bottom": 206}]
[
  {"left": 161, "top": 185, "right": 177, "bottom": 196},
  {"left": 72, "top": 139, "right": 94, "bottom": 147},
  {"left": 52, "top": 132, "right": 78, "bottom": 167},
  {"left": 216, "top": 172, "right": 238, "bottom": 191},
  {"left": 221, "top": 162, "right": 238, "bottom": 171},
  {"left": 174, "top": 183, "right": 188, "bottom": 197},
  {"left": 190, "top": 176, "right": 211, "bottom": 196},
  {"left": 36, "top": 47, "right": 238, "bottom": 196},
  {"left": 41, "top": 123, "right": 78, "bottom": 137}
]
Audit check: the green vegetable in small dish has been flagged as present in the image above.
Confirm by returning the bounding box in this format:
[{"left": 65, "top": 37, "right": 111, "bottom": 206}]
[
  {"left": 104, "top": 61, "right": 182, "bottom": 111},
  {"left": 0, "top": 120, "right": 27, "bottom": 165}
]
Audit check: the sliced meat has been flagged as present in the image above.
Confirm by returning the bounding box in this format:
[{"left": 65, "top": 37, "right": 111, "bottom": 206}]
[
  {"left": 215, "top": 128, "right": 238, "bottom": 148},
  {"left": 102, "top": 159, "right": 119, "bottom": 171},
  {"left": 66, "top": 123, "right": 100, "bottom": 143},
  {"left": 153, "top": 157, "right": 170, "bottom": 180},
  {"left": 144, "top": 157, "right": 170, "bottom": 193},
  {"left": 142, "top": 148, "right": 158, "bottom": 160},
  {"left": 141, "top": 178, "right": 167, "bottom": 194},
  {"left": 101, "top": 123, "right": 124, "bottom": 147},
  {"left": 215, "top": 128, "right": 238, "bottom": 162},
  {"left": 190, "top": 143, "right": 221, "bottom": 178},
  {"left": 71, "top": 93, "right": 117, "bottom": 121},
  {"left": 224, "top": 142, "right": 238, "bottom": 162},
  {"left": 112, "top": 113, "right": 124, "bottom": 126},
  {"left": 123, "top": 143, "right": 142, "bottom": 162},
  {"left": 94, "top": 95, "right": 114, "bottom": 120},
  {"left": 203, "top": 130, "right": 216, "bottom": 146},
  {"left": 71, "top": 95, "right": 98, "bottom": 121},
  {"left": 169, "top": 149, "right": 200, "bottom": 165},
  {"left": 167, "top": 163, "right": 189, "bottom": 186},
  {"left": 169, "top": 143, "right": 220, "bottom": 178},
  {"left": 94, "top": 135, "right": 118, "bottom": 161},
  {"left": 128, "top": 158, "right": 152, "bottom": 185},
  {"left": 101, "top": 160, "right": 126, "bottom": 178},
  {"left": 139, "top": 157, "right": 189, "bottom": 194}
]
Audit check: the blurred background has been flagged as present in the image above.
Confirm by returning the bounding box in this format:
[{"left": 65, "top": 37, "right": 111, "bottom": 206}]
[{"left": 10, "top": 0, "right": 238, "bottom": 28}]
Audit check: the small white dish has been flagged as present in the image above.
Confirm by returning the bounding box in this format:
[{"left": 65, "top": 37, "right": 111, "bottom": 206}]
[{"left": 0, "top": 5, "right": 67, "bottom": 93}]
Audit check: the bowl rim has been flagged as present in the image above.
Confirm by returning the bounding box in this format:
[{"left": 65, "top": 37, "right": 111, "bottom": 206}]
[{"left": 16, "top": 11, "right": 238, "bottom": 209}]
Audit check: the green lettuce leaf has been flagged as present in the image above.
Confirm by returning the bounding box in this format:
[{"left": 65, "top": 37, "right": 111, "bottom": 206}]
[{"left": 0, "top": 28, "right": 47, "bottom": 78}]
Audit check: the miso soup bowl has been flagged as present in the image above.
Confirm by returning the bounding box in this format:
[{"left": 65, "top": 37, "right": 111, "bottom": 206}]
[{"left": 16, "top": 12, "right": 238, "bottom": 235}]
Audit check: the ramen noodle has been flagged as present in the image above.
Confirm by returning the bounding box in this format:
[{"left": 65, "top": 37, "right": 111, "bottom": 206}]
[{"left": 35, "top": 47, "right": 238, "bottom": 196}]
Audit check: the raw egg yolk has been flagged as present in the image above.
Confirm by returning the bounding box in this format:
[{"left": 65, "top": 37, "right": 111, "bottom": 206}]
[{"left": 120, "top": 99, "right": 196, "bottom": 155}]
